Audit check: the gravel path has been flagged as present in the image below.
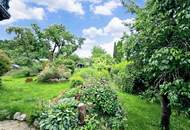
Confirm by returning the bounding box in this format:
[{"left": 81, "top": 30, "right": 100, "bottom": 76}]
[{"left": 0, "top": 120, "right": 35, "bottom": 130}]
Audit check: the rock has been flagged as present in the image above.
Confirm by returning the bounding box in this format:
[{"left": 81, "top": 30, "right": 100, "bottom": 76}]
[
  {"left": 33, "top": 120, "right": 39, "bottom": 128},
  {"left": 13, "top": 112, "right": 27, "bottom": 121}
]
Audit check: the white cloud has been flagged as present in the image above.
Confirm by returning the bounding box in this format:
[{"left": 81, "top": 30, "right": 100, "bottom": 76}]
[
  {"left": 91, "top": 0, "right": 121, "bottom": 16},
  {"left": 0, "top": 0, "right": 45, "bottom": 25},
  {"left": 76, "top": 17, "right": 134, "bottom": 57},
  {"left": 79, "top": 0, "right": 102, "bottom": 4},
  {"left": 82, "top": 27, "right": 105, "bottom": 39},
  {"left": 0, "top": 0, "right": 85, "bottom": 25},
  {"left": 32, "top": 0, "right": 85, "bottom": 15}
]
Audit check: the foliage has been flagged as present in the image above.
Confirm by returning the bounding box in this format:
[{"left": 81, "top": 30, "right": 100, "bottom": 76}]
[
  {"left": 0, "top": 49, "right": 10, "bottom": 76},
  {"left": 39, "top": 98, "right": 79, "bottom": 130},
  {"left": 70, "top": 75, "right": 84, "bottom": 88},
  {"left": 54, "top": 55, "right": 76, "bottom": 73},
  {"left": 10, "top": 67, "right": 31, "bottom": 78},
  {"left": 37, "top": 64, "right": 71, "bottom": 83},
  {"left": 111, "top": 61, "right": 146, "bottom": 94},
  {"left": 79, "top": 114, "right": 100, "bottom": 130},
  {"left": 80, "top": 79, "right": 127, "bottom": 129},
  {"left": 44, "top": 24, "right": 84, "bottom": 61},
  {"left": 2, "top": 24, "right": 83, "bottom": 66},
  {"left": 5, "top": 26, "right": 49, "bottom": 66},
  {"left": 160, "top": 80, "right": 190, "bottom": 116},
  {"left": 62, "top": 87, "right": 80, "bottom": 98},
  {"left": 81, "top": 81, "right": 120, "bottom": 115},
  {"left": 113, "top": 36, "right": 128, "bottom": 63},
  {"left": 91, "top": 46, "right": 114, "bottom": 70},
  {"left": 117, "top": 90, "right": 190, "bottom": 130},
  {"left": 70, "top": 67, "right": 110, "bottom": 87},
  {"left": 0, "top": 49, "right": 10, "bottom": 87},
  {"left": 121, "top": 0, "right": 190, "bottom": 126}
]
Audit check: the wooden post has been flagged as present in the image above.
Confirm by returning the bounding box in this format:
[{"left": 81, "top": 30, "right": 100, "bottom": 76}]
[{"left": 78, "top": 103, "right": 86, "bottom": 125}]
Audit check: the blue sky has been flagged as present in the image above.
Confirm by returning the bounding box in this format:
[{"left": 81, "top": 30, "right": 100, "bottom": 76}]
[{"left": 0, "top": 0, "right": 144, "bottom": 57}]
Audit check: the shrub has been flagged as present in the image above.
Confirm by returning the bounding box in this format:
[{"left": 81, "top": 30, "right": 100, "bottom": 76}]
[
  {"left": 80, "top": 79, "right": 127, "bottom": 129},
  {"left": 0, "top": 49, "right": 11, "bottom": 76},
  {"left": 0, "top": 50, "right": 11, "bottom": 86},
  {"left": 30, "top": 62, "right": 43, "bottom": 76},
  {"left": 10, "top": 67, "right": 31, "bottom": 78},
  {"left": 38, "top": 78, "right": 127, "bottom": 130},
  {"left": 70, "top": 75, "right": 84, "bottom": 88},
  {"left": 39, "top": 98, "right": 79, "bottom": 130},
  {"left": 37, "top": 64, "right": 71, "bottom": 83},
  {"left": 70, "top": 67, "right": 110, "bottom": 87},
  {"left": 81, "top": 84, "right": 120, "bottom": 115},
  {"left": 54, "top": 56, "right": 76, "bottom": 73},
  {"left": 111, "top": 61, "right": 146, "bottom": 94},
  {"left": 62, "top": 87, "right": 81, "bottom": 98}
]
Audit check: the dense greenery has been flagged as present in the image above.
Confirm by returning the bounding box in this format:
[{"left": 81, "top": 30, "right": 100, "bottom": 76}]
[
  {"left": 39, "top": 77, "right": 127, "bottom": 130},
  {"left": 91, "top": 46, "right": 114, "bottom": 70},
  {"left": 0, "top": 76, "right": 189, "bottom": 130},
  {"left": 37, "top": 63, "right": 71, "bottom": 83},
  {"left": 0, "top": 49, "right": 10, "bottom": 87},
  {"left": 0, "top": 24, "right": 84, "bottom": 66},
  {"left": 0, "top": 1, "right": 190, "bottom": 129},
  {"left": 121, "top": 0, "right": 190, "bottom": 129}
]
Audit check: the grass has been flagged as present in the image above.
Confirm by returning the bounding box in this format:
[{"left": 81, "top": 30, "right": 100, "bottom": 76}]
[
  {"left": 117, "top": 91, "right": 190, "bottom": 130},
  {"left": 0, "top": 76, "right": 70, "bottom": 120},
  {"left": 0, "top": 76, "right": 189, "bottom": 130}
]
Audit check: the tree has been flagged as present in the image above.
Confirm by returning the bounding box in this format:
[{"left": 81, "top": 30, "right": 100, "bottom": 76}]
[
  {"left": 3, "top": 24, "right": 84, "bottom": 65},
  {"left": 122, "top": 0, "right": 190, "bottom": 129},
  {"left": 113, "top": 35, "right": 128, "bottom": 62},
  {"left": 91, "top": 46, "right": 114, "bottom": 70},
  {"left": 44, "top": 24, "right": 84, "bottom": 61},
  {"left": 6, "top": 26, "right": 49, "bottom": 66}
]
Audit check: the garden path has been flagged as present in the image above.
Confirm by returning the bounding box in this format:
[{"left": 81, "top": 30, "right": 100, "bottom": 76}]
[{"left": 0, "top": 120, "right": 35, "bottom": 130}]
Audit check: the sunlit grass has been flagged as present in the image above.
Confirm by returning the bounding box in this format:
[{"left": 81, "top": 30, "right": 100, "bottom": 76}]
[
  {"left": 0, "top": 76, "right": 70, "bottom": 120},
  {"left": 117, "top": 91, "right": 190, "bottom": 130}
]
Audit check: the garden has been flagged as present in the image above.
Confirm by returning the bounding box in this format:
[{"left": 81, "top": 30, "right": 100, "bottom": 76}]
[{"left": 0, "top": 0, "right": 190, "bottom": 130}]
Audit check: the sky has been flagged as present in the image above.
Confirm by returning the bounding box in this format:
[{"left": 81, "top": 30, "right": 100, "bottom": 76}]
[{"left": 0, "top": 0, "right": 144, "bottom": 57}]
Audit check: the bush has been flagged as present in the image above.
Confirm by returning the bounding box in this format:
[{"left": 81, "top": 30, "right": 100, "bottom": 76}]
[
  {"left": 54, "top": 56, "right": 76, "bottom": 73},
  {"left": 111, "top": 61, "right": 146, "bottom": 94},
  {"left": 30, "top": 62, "right": 43, "bottom": 76},
  {"left": 10, "top": 67, "right": 31, "bottom": 78},
  {"left": 70, "top": 75, "right": 84, "bottom": 88},
  {"left": 37, "top": 78, "right": 127, "bottom": 130},
  {"left": 70, "top": 67, "right": 110, "bottom": 87},
  {"left": 81, "top": 82, "right": 119, "bottom": 115},
  {"left": 37, "top": 64, "right": 71, "bottom": 83},
  {"left": 80, "top": 79, "right": 127, "bottom": 129},
  {"left": 0, "top": 50, "right": 11, "bottom": 86},
  {"left": 0, "top": 49, "right": 11, "bottom": 76},
  {"left": 39, "top": 98, "right": 79, "bottom": 130}
]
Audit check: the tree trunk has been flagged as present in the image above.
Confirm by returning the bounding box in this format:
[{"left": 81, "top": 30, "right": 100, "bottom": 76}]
[{"left": 161, "top": 94, "right": 171, "bottom": 130}]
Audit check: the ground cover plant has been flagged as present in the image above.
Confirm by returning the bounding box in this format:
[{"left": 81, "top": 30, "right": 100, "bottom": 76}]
[{"left": 38, "top": 78, "right": 127, "bottom": 130}]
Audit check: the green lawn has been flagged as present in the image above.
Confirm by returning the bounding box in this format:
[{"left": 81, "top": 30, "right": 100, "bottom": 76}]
[
  {"left": 0, "top": 77, "right": 189, "bottom": 130},
  {"left": 117, "top": 91, "right": 190, "bottom": 130},
  {"left": 0, "top": 76, "right": 70, "bottom": 120}
]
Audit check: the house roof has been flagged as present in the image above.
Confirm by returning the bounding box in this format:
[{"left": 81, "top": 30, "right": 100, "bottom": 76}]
[{"left": 0, "top": 3, "right": 10, "bottom": 21}]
